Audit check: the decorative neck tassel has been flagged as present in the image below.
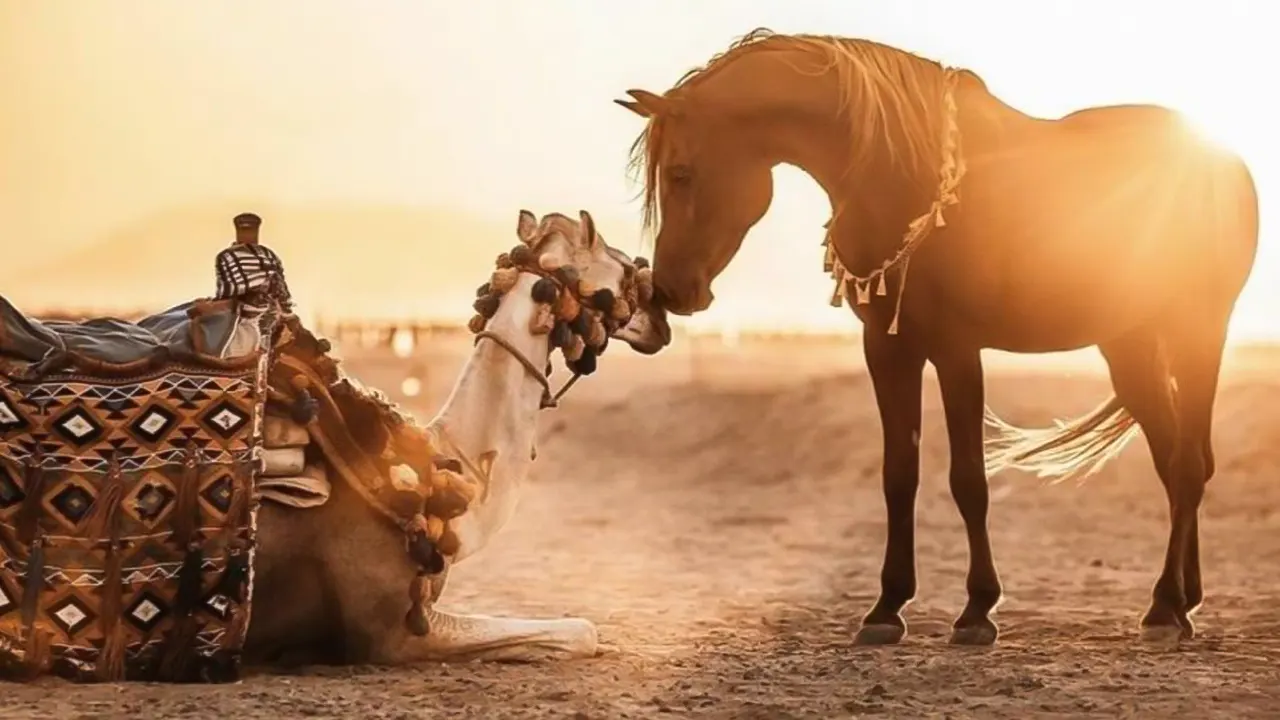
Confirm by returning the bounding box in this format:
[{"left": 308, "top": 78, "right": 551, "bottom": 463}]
[
  {"left": 854, "top": 278, "right": 872, "bottom": 305},
  {"left": 875, "top": 273, "right": 888, "bottom": 297},
  {"left": 886, "top": 256, "right": 914, "bottom": 336}
]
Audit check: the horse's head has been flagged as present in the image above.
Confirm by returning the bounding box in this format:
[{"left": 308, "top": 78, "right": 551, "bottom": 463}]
[{"left": 615, "top": 88, "right": 776, "bottom": 320}]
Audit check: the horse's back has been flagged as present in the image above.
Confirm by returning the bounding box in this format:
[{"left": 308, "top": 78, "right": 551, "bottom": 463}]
[{"left": 937, "top": 100, "right": 1258, "bottom": 349}]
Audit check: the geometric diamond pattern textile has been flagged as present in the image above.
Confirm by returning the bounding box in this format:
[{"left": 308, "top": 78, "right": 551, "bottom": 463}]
[{"left": 0, "top": 361, "right": 268, "bottom": 683}]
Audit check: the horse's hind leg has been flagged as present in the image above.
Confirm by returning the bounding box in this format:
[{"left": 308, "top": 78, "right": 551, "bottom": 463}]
[
  {"left": 1155, "top": 305, "right": 1229, "bottom": 637},
  {"left": 1100, "top": 308, "right": 1227, "bottom": 642}
]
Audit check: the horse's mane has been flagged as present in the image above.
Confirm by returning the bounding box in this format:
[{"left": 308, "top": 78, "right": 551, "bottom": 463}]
[{"left": 627, "top": 28, "right": 955, "bottom": 234}]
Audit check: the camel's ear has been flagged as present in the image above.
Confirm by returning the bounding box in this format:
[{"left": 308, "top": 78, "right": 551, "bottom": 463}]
[
  {"left": 578, "top": 210, "right": 598, "bottom": 249},
  {"left": 613, "top": 98, "right": 649, "bottom": 118},
  {"left": 517, "top": 209, "right": 538, "bottom": 245}
]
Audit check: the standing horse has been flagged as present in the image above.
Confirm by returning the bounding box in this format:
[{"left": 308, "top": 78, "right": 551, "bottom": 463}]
[{"left": 611, "top": 29, "right": 1258, "bottom": 646}]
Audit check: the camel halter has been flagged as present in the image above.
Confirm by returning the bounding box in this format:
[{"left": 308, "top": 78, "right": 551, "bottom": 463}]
[
  {"left": 472, "top": 329, "right": 580, "bottom": 410},
  {"left": 823, "top": 67, "right": 967, "bottom": 335}
]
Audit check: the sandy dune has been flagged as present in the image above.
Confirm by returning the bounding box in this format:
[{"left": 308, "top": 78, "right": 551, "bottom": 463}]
[{"left": 3, "top": 338, "right": 1279, "bottom": 719}]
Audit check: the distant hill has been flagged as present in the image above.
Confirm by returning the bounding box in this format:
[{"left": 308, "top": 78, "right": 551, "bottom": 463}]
[{"left": 1, "top": 201, "right": 640, "bottom": 322}]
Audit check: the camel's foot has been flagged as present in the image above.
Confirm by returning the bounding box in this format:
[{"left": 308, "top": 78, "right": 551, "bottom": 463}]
[
  {"left": 413, "top": 607, "right": 598, "bottom": 662},
  {"left": 854, "top": 622, "right": 906, "bottom": 646}
]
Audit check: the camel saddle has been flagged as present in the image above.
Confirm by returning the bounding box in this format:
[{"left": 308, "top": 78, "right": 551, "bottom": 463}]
[{"left": 0, "top": 228, "right": 462, "bottom": 684}]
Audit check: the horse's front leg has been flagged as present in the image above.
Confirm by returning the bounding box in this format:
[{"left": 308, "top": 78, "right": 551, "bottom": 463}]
[
  {"left": 854, "top": 330, "right": 927, "bottom": 646},
  {"left": 932, "top": 347, "right": 1002, "bottom": 645}
]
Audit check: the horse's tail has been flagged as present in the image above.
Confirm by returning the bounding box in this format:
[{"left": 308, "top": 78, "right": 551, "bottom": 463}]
[{"left": 983, "top": 395, "right": 1140, "bottom": 483}]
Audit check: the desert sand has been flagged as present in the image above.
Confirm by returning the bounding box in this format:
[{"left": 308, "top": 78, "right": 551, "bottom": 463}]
[{"left": 2, "top": 335, "right": 1279, "bottom": 719}]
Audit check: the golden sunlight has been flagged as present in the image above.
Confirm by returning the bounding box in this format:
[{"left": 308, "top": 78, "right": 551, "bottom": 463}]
[{"left": 1, "top": 1, "right": 1273, "bottom": 340}]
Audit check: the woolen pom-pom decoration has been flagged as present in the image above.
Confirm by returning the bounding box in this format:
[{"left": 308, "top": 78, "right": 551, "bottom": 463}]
[
  {"left": 569, "top": 309, "right": 592, "bottom": 337},
  {"left": 550, "top": 320, "right": 573, "bottom": 349},
  {"left": 509, "top": 244, "right": 533, "bottom": 267},
  {"left": 564, "top": 333, "right": 586, "bottom": 362},
  {"left": 473, "top": 293, "right": 501, "bottom": 318},
  {"left": 585, "top": 314, "right": 608, "bottom": 348},
  {"left": 475, "top": 282, "right": 491, "bottom": 298},
  {"left": 531, "top": 276, "right": 559, "bottom": 304},
  {"left": 568, "top": 345, "right": 598, "bottom": 376},
  {"left": 636, "top": 267, "right": 655, "bottom": 305},
  {"left": 590, "top": 287, "right": 615, "bottom": 316},
  {"left": 553, "top": 291, "right": 581, "bottom": 322},
  {"left": 489, "top": 267, "right": 520, "bottom": 294},
  {"left": 495, "top": 252, "right": 513, "bottom": 269},
  {"left": 609, "top": 296, "right": 631, "bottom": 322},
  {"left": 633, "top": 256, "right": 650, "bottom": 269},
  {"left": 529, "top": 304, "right": 555, "bottom": 335},
  {"left": 538, "top": 253, "right": 564, "bottom": 272},
  {"left": 467, "top": 314, "right": 486, "bottom": 334}
]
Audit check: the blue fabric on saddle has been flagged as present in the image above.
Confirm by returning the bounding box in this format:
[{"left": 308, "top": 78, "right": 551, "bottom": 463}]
[{"left": 0, "top": 298, "right": 240, "bottom": 367}]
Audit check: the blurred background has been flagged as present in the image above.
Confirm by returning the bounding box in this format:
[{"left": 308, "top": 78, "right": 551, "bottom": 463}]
[{"left": 4, "top": 4, "right": 1280, "bottom": 716}]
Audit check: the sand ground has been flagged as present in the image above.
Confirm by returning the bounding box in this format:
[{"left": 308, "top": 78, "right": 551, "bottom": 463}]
[{"left": 3, "top": 338, "right": 1279, "bottom": 719}]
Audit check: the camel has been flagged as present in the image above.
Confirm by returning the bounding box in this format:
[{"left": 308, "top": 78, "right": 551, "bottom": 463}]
[
  {"left": 247, "top": 209, "right": 651, "bottom": 666},
  {"left": 0, "top": 209, "right": 654, "bottom": 680}
]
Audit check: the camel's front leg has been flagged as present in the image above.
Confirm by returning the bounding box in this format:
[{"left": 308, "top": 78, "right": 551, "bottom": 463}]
[
  {"left": 411, "top": 606, "right": 598, "bottom": 662},
  {"left": 373, "top": 572, "right": 598, "bottom": 663}
]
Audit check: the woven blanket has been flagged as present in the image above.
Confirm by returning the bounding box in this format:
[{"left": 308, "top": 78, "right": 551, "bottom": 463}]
[{"left": 0, "top": 248, "right": 281, "bottom": 682}]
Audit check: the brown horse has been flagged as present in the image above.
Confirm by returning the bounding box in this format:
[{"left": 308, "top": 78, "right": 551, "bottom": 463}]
[{"left": 611, "top": 29, "right": 1259, "bottom": 646}]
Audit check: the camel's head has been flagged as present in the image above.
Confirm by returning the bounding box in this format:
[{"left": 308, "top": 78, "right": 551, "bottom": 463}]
[{"left": 472, "top": 209, "right": 665, "bottom": 371}]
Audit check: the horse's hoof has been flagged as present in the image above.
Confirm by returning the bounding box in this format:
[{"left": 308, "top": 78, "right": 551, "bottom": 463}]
[
  {"left": 948, "top": 623, "right": 997, "bottom": 647},
  {"left": 1139, "top": 624, "right": 1183, "bottom": 647},
  {"left": 854, "top": 623, "right": 905, "bottom": 646}
]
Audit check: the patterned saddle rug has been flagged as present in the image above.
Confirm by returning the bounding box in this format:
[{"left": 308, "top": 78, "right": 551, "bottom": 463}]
[
  {"left": 0, "top": 222, "right": 474, "bottom": 684},
  {"left": 0, "top": 241, "right": 286, "bottom": 682}
]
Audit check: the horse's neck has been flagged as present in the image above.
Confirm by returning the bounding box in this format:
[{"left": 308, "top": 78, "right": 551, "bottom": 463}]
[
  {"left": 744, "top": 61, "right": 1015, "bottom": 267},
  {"left": 429, "top": 275, "right": 547, "bottom": 560}
]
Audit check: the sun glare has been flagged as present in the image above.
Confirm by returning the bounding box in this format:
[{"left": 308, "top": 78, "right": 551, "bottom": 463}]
[{"left": 1180, "top": 111, "right": 1245, "bottom": 156}]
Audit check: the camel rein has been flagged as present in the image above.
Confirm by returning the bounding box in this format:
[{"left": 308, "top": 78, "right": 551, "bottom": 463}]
[{"left": 472, "top": 329, "right": 580, "bottom": 410}]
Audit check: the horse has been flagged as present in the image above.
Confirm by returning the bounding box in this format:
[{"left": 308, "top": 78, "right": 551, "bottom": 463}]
[
  {"left": 610, "top": 28, "right": 1259, "bottom": 647},
  {"left": 0, "top": 209, "right": 652, "bottom": 679}
]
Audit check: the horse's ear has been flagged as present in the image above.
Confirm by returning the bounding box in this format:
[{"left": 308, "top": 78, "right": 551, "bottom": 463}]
[
  {"left": 624, "top": 89, "right": 668, "bottom": 117},
  {"left": 517, "top": 209, "right": 538, "bottom": 245},
  {"left": 578, "top": 210, "right": 598, "bottom": 249},
  {"left": 614, "top": 98, "right": 650, "bottom": 118}
]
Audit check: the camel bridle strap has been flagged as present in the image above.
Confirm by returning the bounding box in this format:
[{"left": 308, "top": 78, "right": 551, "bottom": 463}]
[{"left": 472, "top": 329, "right": 580, "bottom": 409}]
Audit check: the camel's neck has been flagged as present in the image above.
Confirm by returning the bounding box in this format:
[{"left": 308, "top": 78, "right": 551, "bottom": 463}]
[{"left": 429, "top": 274, "right": 549, "bottom": 562}]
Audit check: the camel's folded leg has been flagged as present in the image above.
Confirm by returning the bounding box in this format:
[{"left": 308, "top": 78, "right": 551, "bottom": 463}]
[{"left": 383, "top": 605, "right": 597, "bottom": 663}]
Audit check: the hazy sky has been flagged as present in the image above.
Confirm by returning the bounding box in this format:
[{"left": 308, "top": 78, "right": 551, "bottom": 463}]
[{"left": 2, "top": 1, "right": 1274, "bottom": 336}]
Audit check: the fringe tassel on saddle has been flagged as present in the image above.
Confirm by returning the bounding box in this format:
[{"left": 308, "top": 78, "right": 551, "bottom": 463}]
[
  {"left": 158, "top": 449, "right": 205, "bottom": 682},
  {"left": 85, "top": 456, "right": 128, "bottom": 682},
  {"left": 15, "top": 457, "right": 51, "bottom": 679}
]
